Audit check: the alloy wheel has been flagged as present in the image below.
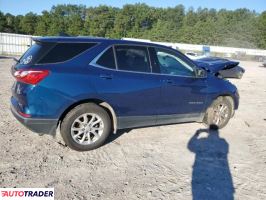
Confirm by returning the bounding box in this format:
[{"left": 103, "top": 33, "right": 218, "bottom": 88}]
[
  {"left": 212, "top": 103, "right": 230, "bottom": 126},
  {"left": 71, "top": 113, "right": 104, "bottom": 145}
]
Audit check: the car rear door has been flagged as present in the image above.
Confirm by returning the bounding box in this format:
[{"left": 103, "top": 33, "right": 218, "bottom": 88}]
[
  {"left": 149, "top": 47, "right": 208, "bottom": 124},
  {"left": 89, "top": 44, "right": 161, "bottom": 129}
]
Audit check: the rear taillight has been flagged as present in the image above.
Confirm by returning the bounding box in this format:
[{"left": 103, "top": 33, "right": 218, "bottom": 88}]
[{"left": 13, "top": 69, "right": 50, "bottom": 85}]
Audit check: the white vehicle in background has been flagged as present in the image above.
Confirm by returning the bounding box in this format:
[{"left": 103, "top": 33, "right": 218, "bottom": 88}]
[{"left": 185, "top": 52, "right": 207, "bottom": 60}]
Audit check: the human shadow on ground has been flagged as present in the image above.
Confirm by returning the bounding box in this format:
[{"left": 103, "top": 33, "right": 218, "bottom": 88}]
[{"left": 187, "top": 127, "right": 234, "bottom": 200}]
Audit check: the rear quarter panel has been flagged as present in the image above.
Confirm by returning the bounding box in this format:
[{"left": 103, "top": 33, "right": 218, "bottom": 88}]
[{"left": 11, "top": 42, "right": 109, "bottom": 119}]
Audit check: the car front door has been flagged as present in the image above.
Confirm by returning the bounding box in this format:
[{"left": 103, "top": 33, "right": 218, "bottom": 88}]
[
  {"left": 89, "top": 45, "right": 161, "bottom": 129},
  {"left": 149, "top": 47, "right": 208, "bottom": 124}
]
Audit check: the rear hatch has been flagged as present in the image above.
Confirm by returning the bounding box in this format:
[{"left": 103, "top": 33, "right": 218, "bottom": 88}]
[
  {"left": 11, "top": 38, "right": 98, "bottom": 116},
  {"left": 11, "top": 41, "right": 55, "bottom": 116}
]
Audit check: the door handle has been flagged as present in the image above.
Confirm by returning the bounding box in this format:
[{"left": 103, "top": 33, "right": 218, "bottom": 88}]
[{"left": 100, "top": 74, "right": 113, "bottom": 80}]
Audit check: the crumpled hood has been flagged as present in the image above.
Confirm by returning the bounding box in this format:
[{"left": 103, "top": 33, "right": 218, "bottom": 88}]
[{"left": 193, "top": 57, "right": 240, "bottom": 73}]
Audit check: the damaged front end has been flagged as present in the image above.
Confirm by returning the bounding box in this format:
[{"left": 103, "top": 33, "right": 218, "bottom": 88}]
[{"left": 194, "top": 57, "right": 245, "bottom": 79}]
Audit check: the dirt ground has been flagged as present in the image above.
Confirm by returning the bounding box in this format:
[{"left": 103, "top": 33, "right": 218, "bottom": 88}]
[{"left": 0, "top": 59, "right": 266, "bottom": 200}]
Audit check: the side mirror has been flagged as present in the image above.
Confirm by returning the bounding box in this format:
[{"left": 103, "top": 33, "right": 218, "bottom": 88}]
[{"left": 195, "top": 68, "right": 207, "bottom": 78}]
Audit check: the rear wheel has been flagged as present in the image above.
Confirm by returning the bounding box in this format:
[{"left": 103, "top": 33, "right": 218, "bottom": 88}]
[
  {"left": 203, "top": 97, "right": 233, "bottom": 129},
  {"left": 61, "top": 103, "right": 111, "bottom": 151}
]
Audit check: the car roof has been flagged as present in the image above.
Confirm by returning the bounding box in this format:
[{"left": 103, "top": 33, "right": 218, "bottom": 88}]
[{"left": 33, "top": 36, "right": 172, "bottom": 49}]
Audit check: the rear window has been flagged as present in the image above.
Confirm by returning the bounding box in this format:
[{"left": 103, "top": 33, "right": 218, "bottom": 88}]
[
  {"left": 38, "top": 43, "right": 97, "bottom": 64},
  {"left": 19, "top": 42, "right": 54, "bottom": 65},
  {"left": 96, "top": 47, "right": 116, "bottom": 69}
]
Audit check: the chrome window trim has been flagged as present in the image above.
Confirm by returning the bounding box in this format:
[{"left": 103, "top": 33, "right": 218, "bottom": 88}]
[{"left": 89, "top": 44, "right": 206, "bottom": 79}]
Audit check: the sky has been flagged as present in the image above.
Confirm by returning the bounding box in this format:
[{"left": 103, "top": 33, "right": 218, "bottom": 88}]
[{"left": 0, "top": 0, "right": 266, "bottom": 15}]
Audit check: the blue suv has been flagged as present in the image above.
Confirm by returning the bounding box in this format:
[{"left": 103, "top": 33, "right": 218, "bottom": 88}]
[{"left": 11, "top": 37, "right": 239, "bottom": 151}]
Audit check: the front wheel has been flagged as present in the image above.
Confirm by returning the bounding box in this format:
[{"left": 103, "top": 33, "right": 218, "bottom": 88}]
[
  {"left": 203, "top": 97, "right": 233, "bottom": 129},
  {"left": 60, "top": 103, "right": 111, "bottom": 151}
]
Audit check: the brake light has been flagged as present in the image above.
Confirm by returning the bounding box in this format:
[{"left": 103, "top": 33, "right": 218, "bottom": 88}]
[{"left": 13, "top": 70, "right": 50, "bottom": 85}]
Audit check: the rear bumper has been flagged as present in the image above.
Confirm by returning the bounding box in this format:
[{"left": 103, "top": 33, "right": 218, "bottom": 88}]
[{"left": 10, "top": 103, "right": 58, "bottom": 135}]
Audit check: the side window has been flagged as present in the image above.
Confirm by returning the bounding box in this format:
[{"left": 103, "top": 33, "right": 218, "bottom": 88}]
[
  {"left": 96, "top": 47, "right": 116, "bottom": 69},
  {"left": 115, "top": 45, "right": 150, "bottom": 73},
  {"left": 155, "top": 48, "right": 195, "bottom": 76},
  {"left": 38, "top": 43, "right": 97, "bottom": 64}
]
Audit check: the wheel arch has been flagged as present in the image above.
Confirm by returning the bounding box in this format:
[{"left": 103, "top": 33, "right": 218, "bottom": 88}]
[
  {"left": 216, "top": 94, "right": 235, "bottom": 112},
  {"left": 58, "top": 98, "right": 118, "bottom": 133},
  {"left": 207, "top": 94, "right": 235, "bottom": 118},
  {"left": 203, "top": 94, "right": 235, "bottom": 128}
]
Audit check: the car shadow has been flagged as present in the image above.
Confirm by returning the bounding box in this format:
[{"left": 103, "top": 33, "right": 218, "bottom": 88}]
[
  {"left": 187, "top": 126, "right": 234, "bottom": 200},
  {"left": 104, "top": 129, "right": 132, "bottom": 145},
  {"left": 104, "top": 122, "right": 194, "bottom": 146}
]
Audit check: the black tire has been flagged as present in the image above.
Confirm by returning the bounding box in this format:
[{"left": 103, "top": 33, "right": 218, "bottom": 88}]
[
  {"left": 203, "top": 97, "right": 233, "bottom": 129},
  {"left": 60, "top": 103, "right": 111, "bottom": 151}
]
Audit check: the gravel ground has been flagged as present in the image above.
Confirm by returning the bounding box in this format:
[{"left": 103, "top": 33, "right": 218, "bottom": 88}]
[{"left": 0, "top": 59, "right": 266, "bottom": 200}]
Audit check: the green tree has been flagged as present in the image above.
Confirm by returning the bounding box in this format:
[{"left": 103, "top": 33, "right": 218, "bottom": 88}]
[
  {"left": 45, "top": 4, "right": 86, "bottom": 35},
  {"left": 35, "top": 11, "right": 51, "bottom": 35},
  {"left": 84, "top": 5, "right": 117, "bottom": 37},
  {"left": 4, "top": 13, "right": 15, "bottom": 32},
  {"left": 0, "top": 11, "right": 7, "bottom": 32},
  {"left": 112, "top": 4, "right": 157, "bottom": 38},
  {"left": 0, "top": 4, "right": 265, "bottom": 49},
  {"left": 20, "top": 12, "right": 38, "bottom": 34},
  {"left": 14, "top": 15, "right": 23, "bottom": 33},
  {"left": 256, "top": 11, "right": 266, "bottom": 49},
  {"left": 145, "top": 19, "right": 179, "bottom": 42}
]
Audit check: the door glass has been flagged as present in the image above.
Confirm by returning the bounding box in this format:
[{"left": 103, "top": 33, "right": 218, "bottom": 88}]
[
  {"left": 155, "top": 48, "right": 195, "bottom": 76},
  {"left": 115, "top": 45, "right": 151, "bottom": 73},
  {"left": 96, "top": 47, "right": 116, "bottom": 69}
]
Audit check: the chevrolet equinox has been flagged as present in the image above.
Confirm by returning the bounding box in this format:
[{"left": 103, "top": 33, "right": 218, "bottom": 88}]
[{"left": 11, "top": 37, "right": 239, "bottom": 151}]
